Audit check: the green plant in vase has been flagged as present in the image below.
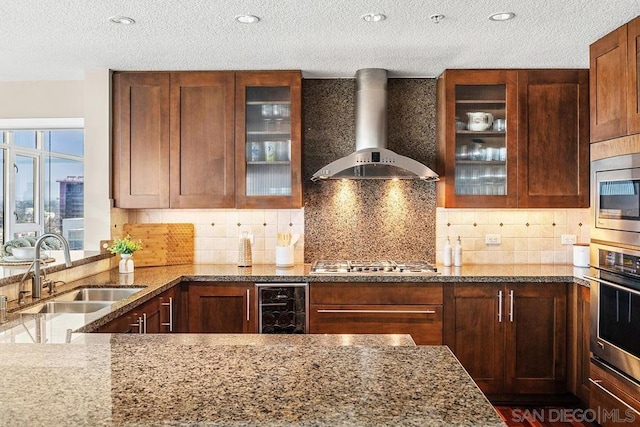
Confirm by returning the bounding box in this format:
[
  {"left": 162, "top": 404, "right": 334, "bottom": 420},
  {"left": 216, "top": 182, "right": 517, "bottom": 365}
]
[
  {"left": 108, "top": 235, "right": 143, "bottom": 255},
  {"left": 108, "top": 235, "right": 143, "bottom": 273}
]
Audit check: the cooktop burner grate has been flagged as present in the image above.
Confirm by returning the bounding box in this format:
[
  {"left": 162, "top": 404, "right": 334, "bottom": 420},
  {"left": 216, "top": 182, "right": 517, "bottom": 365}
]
[{"left": 310, "top": 260, "right": 438, "bottom": 275}]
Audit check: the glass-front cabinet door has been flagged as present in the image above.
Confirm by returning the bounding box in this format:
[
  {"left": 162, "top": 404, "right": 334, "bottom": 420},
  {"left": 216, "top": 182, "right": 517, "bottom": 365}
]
[
  {"left": 235, "top": 72, "right": 302, "bottom": 208},
  {"left": 438, "top": 70, "right": 518, "bottom": 208}
]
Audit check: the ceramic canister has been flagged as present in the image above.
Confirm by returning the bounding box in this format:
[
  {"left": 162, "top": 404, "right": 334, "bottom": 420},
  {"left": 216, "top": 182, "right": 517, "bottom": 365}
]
[{"left": 573, "top": 243, "right": 590, "bottom": 267}]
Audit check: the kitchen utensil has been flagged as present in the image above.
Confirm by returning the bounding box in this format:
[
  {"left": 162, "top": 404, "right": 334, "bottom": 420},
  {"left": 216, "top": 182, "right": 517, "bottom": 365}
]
[
  {"left": 277, "top": 232, "right": 291, "bottom": 247},
  {"left": 466, "top": 112, "right": 494, "bottom": 131},
  {"left": 123, "top": 223, "right": 194, "bottom": 267},
  {"left": 289, "top": 233, "right": 300, "bottom": 247}
]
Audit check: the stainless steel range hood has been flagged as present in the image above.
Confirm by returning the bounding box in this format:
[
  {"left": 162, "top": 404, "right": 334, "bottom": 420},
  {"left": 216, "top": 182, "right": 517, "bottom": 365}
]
[{"left": 311, "top": 68, "right": 439, "bottom": 182}]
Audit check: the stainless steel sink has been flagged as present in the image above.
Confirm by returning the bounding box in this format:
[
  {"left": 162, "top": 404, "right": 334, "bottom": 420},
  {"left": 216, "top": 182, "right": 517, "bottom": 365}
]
[
  {"left": 54, "top": 287, "right": 144, "bottom": 302},
  {"left": 20, "top": 301, "right": 112, "bottom": 314}
]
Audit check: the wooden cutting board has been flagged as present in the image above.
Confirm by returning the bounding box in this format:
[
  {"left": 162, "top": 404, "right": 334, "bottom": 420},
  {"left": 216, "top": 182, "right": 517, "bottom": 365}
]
[{"left": 121, "top": 223, "right": 194, "bottom": 267}]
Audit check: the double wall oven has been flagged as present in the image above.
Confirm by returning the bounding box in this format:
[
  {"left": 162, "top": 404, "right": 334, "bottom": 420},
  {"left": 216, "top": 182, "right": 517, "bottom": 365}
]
[{"left": 589, "top": 154, "right": 640, "bottom": 390}]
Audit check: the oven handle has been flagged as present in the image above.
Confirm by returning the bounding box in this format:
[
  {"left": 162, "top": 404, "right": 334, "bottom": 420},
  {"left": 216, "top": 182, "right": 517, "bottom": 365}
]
[
  {"left": 584, "top": 275, "right": 640, "bottom": 297},
  {"left": 588, "top": 378, "right": 640, "bottom": 416}
]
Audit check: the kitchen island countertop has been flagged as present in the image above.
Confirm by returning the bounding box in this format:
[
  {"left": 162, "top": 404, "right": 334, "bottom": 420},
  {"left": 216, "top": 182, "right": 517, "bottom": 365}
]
[{"left": 0, "top": 333, "right": 505, "bottom": 426}]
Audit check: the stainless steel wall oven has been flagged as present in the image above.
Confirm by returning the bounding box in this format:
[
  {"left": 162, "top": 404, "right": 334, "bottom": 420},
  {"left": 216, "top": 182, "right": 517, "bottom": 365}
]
[{"left": 587, "top": 243, "right": 640, "bottom": 383}]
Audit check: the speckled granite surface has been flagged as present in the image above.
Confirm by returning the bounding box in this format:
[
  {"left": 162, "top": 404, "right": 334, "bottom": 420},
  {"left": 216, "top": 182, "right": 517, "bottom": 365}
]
[
  {"left": 0, "top": 334, "right": 505, "bottom": 426},
  {"left": 1, "top": 263, "right": 590, "bottom": 333},
  {"left": 303, "top": 79, "right": 439, "bottom": 262}
]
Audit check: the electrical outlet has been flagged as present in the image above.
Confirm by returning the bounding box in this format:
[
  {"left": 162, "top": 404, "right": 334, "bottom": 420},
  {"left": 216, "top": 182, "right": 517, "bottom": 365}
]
[
  {"left": 485, "top": 234, "right": 501, "bottom": 245},
  {"left": 561, "top": 234, "right": 577, "bottom": 245}
]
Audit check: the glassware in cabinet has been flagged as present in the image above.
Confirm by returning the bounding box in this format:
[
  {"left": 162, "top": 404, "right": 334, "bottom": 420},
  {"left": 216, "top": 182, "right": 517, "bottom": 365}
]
[
  {"left": 453, "top": 84, "right": 508, "bottom": 197},
  {"left": 235, "top": 71, "right": 302, "bottom": 208},
  {"left": 244, "top": 86, "right": 292, "bottom": 196}
]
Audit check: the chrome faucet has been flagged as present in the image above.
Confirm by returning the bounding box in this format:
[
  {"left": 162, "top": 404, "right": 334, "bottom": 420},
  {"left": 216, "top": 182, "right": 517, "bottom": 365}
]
[{"left": 31, "top": 233, "right": 72, "bottom": 299}]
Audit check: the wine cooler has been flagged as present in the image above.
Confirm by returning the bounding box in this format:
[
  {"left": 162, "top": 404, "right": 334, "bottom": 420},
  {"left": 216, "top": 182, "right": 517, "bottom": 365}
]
[{"left": 256, "top": 283, "right": 308, "bottom": 334}]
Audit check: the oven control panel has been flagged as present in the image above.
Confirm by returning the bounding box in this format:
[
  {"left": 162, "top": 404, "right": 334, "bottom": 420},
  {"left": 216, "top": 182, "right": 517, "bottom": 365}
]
[{"left": 599, "top": 248, "right": 640, "bottom": 277}]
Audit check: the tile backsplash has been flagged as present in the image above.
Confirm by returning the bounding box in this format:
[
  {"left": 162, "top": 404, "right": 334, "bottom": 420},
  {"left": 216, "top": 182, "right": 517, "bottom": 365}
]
[
  {"left": 113, "top": 208, "right": 304, "bottom": 265},
  {"left": 436, "top": 208, "right": 591, "bottom": 265}
]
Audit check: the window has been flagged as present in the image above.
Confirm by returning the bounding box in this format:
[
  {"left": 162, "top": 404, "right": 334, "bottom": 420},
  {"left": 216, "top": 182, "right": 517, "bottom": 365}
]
[{"left": 0, "top": 120, "right": 84, "bottom": 250}]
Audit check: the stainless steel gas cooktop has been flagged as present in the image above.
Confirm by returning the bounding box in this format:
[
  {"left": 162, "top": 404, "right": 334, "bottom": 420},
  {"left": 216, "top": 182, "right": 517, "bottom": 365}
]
[{"left": 310, "top": 260, "right": 438, "bottom": 275}]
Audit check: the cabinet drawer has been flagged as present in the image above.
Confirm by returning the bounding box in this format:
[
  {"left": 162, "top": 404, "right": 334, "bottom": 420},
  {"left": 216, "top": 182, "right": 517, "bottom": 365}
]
[
  {"left": 310, "top": 304, "right": 443, "bottom": 345},
  {"left": 311, "top": 283, "right": 443, "bottom": 305}
]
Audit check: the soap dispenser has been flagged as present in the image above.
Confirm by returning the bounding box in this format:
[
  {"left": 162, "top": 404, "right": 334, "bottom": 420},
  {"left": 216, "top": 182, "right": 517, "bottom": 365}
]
[
  {"left": 443, "top": 237, "right": 452, "bottom": 267},
  {"left": 453, "top": 236, "right": 463, "bottom": 267}
]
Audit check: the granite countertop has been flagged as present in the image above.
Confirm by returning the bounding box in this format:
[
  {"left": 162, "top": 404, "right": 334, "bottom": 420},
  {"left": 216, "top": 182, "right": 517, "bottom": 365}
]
[
  {"left": 0, "top": 333, "right": 505, "bottom": 426},
  {"left": 0, "top": 262, "right": 591, "bottom": 335}
]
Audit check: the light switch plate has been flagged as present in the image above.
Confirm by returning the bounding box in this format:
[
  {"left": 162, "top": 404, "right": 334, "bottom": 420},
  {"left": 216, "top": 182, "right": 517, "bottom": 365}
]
[{"left": 561, "top": 234, "right": 577, "bottom": 245}]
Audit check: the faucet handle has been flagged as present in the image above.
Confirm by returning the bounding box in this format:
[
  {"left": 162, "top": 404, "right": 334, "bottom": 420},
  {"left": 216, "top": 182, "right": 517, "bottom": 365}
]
[
  {"left": 18, "top": 290, "right": 29, "bottom": 305},
  {"left": 42, "top": 278, "right": 54, "bottom": 294}
]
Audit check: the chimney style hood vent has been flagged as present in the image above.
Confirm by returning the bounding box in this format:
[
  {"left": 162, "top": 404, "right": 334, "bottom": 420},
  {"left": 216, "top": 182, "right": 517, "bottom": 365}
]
[{"left": 311, "top": 68, "right": 438, "bottom": 182}]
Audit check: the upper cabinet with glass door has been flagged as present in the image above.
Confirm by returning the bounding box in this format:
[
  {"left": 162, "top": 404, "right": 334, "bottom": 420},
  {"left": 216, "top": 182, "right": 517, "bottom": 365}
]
[
  {"left": 235, "top": 71, "right": 302, "bottom": 208},
  {"left": 437, "top": 70, "right": 518, "bottom": 208}
]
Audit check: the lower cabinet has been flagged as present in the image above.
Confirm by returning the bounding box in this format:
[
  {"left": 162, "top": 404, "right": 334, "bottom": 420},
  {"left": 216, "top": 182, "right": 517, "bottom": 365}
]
[
  {"left": 98, "top": 286, "right": 178, "bottom": 333},
  {"left": 186, "top": 282, "right": 256, "bottom": 333},
  {"left": 569, "top": 283, "right": 591, "bottom": 404},
  {"left": 443, "top": 282, "right": 567, "bottom": 397},
  {"left": 309, "top": 283, "right": 443, "bottom": 345}
]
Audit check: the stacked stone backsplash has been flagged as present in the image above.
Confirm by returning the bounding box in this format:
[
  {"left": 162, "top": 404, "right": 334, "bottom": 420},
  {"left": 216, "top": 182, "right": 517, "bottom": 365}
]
[{"left": 303, "top": 78, "right": 439, "bottom": 262}]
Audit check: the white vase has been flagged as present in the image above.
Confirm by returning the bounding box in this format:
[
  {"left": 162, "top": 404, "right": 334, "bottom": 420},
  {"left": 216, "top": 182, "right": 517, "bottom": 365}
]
[{"left": 119, "top": 253, "right": 134, "bottom": 274}]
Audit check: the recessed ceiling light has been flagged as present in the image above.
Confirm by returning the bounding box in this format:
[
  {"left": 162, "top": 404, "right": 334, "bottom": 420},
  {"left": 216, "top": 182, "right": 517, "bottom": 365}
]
[
  {"left": 429, "top": 14, "right": 444, "bottom": 24},
  {"left": 109, "top": 16, "right": 135, "bottom": 25},
  {"left": 489, "top": 12, "right": 516, "bottom": 22},
  {"left": 361, "top": 13, "right": 386, "bottom": 22},
  {"left": 235, "top": 15, "right": 260, "bottom": 24}
]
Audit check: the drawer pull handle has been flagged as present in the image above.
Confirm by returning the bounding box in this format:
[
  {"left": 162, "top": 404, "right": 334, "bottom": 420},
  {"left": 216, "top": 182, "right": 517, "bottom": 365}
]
[
  {"left": 588, "top": 378, "right": 640, "bottom": 416},
  {"left": 509, "top": 289, "right": 514, "bottom": 323},
  {"left": 317, "top": 309, "right": 436, "bottom": 314},
  {"left": 160, "top": 297, "right": 173, "bottom": 332}
]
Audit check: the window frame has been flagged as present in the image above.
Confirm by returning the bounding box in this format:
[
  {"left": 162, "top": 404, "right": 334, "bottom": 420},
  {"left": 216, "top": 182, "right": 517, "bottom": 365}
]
[{"left": 0, "top": 118, "right": 84, "bottom": 246}]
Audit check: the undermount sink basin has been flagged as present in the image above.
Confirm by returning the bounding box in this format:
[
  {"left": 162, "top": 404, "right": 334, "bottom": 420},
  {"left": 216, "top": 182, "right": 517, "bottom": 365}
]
[
  {"left": 20, "top": 301, "right": 112, "bottom": 314},
  {"left": 54, "top": 287, "right": 144, "bottom": 302}
]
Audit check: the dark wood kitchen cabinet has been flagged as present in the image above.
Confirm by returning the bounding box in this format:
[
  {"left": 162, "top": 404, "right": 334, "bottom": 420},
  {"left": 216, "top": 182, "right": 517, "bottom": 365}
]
[
  {"left": 568, "top": 283, "right": 591, "bottom": 405},
  {"left": 97, "top": 286, "right": 178, "bottom": 333},
  {"left": 235, "top": 71, "right": 303, "bottom": 208},
  {"left": 443, "top": 282, "right": 567, "bottom": 398},
  {"left": 517, "top": 70, "right": 589, "bottom": 208},
  {"left": 590, "top": 16, "right": 640, "bottom": 142},
  {"left": 437, "top": 69, "right": 589, "bottom": 208},
  {"left": 169, "top": 72, "right": 236, "bottom": 208},
  {"left": 186, "top": 282, "right": 256, "bottom": 333},
  {"left": 113, "top": 70, "right": 302, "bottom": 209},
  {"left": 113, "top": 72, "right": 171, "bottom": 209},
  {"left": 309, "top": 282, "right": 443, "bottom": 345},
  {"left": 113, "top": 71, "right": 235, "bottom": 209}
]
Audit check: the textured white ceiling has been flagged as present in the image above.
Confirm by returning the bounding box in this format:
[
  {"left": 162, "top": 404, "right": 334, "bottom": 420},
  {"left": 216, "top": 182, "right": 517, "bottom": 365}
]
[{"left": 1, "top": 0, "right": 639, "bottom": 81}]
